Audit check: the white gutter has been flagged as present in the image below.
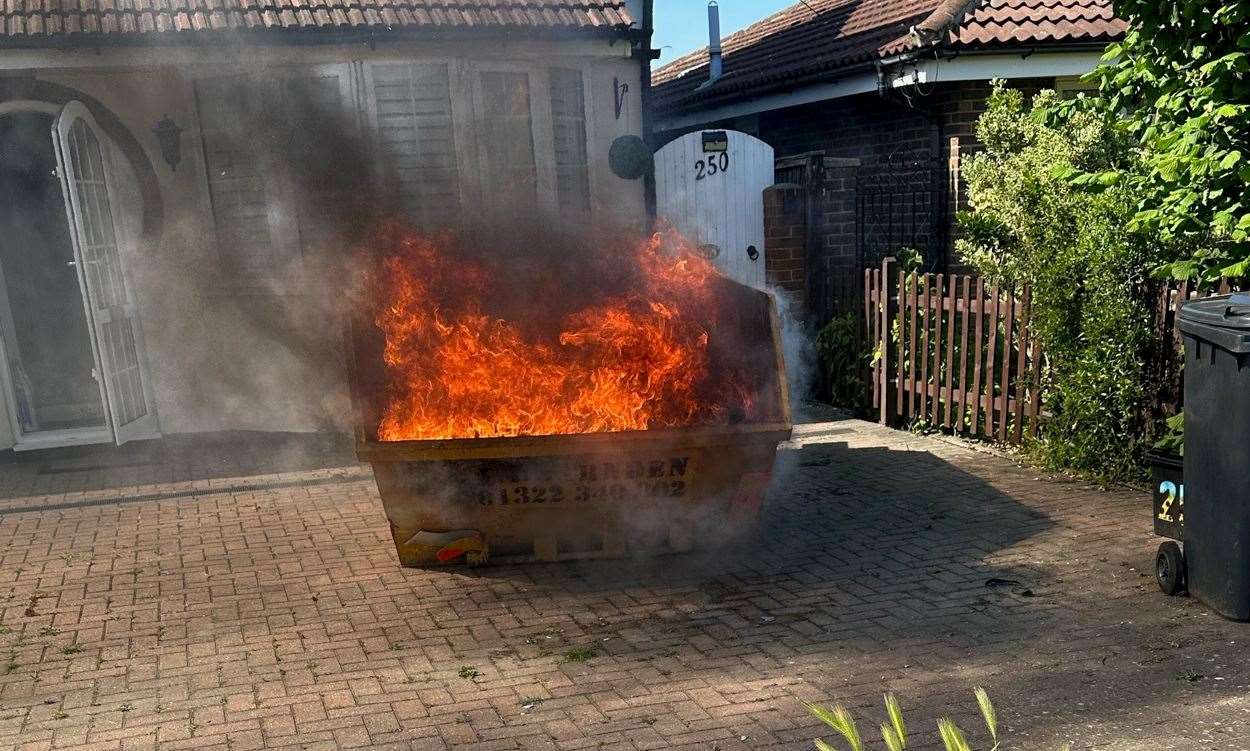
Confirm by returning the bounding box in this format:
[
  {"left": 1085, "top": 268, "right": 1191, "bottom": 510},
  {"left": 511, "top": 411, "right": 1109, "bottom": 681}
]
[
  {"left": 655, "top": 71, "right": 878, "bottom": 131},
  {"left": 907, "top": 49, "right": 1106, "bottom": 83},
  {"left": 652, "top": 49, "right": 1107, "bottom": 132}
]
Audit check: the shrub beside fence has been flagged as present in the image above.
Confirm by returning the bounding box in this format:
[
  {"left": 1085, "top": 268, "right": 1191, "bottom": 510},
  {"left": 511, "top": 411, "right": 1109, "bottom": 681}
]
[{"left": 857, "top": 258, "right": 1244, "bottom": 448}]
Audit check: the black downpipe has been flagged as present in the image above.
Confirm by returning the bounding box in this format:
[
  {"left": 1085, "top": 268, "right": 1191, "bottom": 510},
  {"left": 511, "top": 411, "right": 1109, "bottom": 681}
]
[
  {"left": 638, "top": 0, "right": 658, "bottom": 227},
  {"left": 919, "top": 99, "right": 948, "bottom": 273}
]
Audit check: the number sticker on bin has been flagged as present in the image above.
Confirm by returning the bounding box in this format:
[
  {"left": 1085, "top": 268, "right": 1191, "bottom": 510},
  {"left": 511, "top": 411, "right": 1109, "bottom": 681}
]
[{"left": 398, "top": 456, "right": 696, "bottom": 507}]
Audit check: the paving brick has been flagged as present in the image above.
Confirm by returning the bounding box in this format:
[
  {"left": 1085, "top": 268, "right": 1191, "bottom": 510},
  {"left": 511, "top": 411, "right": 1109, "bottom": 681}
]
[{"left": 0, "top": 420, "right": 1241, "bottom": 749}]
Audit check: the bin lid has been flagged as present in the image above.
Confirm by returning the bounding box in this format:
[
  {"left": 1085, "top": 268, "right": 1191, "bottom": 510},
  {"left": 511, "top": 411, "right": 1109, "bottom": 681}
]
[{"left": 1179, "top": 294, "right": 1250, "bottom": 353}]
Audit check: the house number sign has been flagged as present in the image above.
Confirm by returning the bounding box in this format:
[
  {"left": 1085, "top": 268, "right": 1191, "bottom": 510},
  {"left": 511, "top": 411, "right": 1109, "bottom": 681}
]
[{"left": 694, "top": 152, "right": 731, "bottom": 181}]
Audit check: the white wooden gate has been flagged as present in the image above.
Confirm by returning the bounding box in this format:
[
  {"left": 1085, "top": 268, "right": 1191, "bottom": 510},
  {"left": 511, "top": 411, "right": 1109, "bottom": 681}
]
[{"left": 654, "top": 130, "right": 774, "bottom": 289}]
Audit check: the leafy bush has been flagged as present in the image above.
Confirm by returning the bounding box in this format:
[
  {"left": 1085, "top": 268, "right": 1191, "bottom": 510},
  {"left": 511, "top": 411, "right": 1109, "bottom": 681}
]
[
  {"left": 1096, "top": 0, "right": 1250, "bottom": 282},
  {"left": 956, "top": 4, "right": 1250, "bottom": 475},
  {"left": 1153, "top": 413, "right": 1185, "bottom": 457},
  {"left": 815, "top": 313, "right": 868, "bottom": 410},
  {"left": 958, "top": 84, "right": 1153, "bottom": 481}
]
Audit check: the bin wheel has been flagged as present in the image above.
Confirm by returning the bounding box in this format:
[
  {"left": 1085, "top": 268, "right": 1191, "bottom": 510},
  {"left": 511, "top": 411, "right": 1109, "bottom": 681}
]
[{"left": 1156, "top": 541, "right": 1186, "bottom": 596}]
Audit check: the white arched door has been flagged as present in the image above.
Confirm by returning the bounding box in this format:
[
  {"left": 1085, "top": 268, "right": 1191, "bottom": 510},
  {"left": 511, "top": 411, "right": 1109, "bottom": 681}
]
[
  {"left": 655, "top": 130, "right": 774, "bottom": 289},
  {"left": 53, "top": 102, "right": 158, "bottom": 445}
]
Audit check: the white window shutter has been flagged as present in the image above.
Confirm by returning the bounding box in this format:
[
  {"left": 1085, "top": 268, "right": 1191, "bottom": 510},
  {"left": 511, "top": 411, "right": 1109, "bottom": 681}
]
[
  {"left": 370, "top": 63, "right": 461, "bottom": 227},
  {"left": 194, "top": 77, "right": 279, "bottom": 274},
  {"left": 476, "top": 70, "right": 538, "bottom": 217},
  {"left": 549, "top": 68, "right": 590, "bottom": 213}
]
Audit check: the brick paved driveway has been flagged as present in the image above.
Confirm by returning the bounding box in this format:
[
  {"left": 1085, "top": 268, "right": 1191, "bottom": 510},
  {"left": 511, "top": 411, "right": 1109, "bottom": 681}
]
[{"left": 1, "top": 419, "right": 1248, "bottom": 751}]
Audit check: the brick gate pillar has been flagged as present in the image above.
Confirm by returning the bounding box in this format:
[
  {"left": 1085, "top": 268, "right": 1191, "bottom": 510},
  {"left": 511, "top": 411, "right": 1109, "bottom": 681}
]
[{"left": 763, "top": 183, "right": 808, "bottom": 308}]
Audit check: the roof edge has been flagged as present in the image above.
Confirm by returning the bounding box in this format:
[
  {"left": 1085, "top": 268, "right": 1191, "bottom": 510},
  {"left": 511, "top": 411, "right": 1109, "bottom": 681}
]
[
  {"left": 653, "top": 47, "right": 1109, "bottom": 123},
  {"left": 0, "top": 22, "right": 643, "bottom": 50}
]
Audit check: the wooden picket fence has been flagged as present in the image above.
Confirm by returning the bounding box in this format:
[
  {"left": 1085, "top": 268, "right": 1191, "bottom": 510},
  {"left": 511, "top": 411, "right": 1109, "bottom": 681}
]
[
  {"left": 864, "top": 258, "right": 1044, "bottom": 444},
  {"left": 859, "top": 256, "right": 1246, "bottom": 446}
]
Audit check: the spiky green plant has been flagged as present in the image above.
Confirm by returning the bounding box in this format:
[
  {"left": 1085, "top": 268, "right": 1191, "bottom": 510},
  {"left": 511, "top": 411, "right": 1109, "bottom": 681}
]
[
  {"left": 938, "top": 719, "right": 971, "bottom": 751},
  {"left": 808, "top": 689, "right": 1055, "bottom": 751},
  {"left": 881, "top": 694, "right": 906, "bottom": 751},
  {"left": 807, "top": 703, "right": 862, "bottom": 751},
  {"left": 975, "top": 688, "right": 998, "bottom": 750}
]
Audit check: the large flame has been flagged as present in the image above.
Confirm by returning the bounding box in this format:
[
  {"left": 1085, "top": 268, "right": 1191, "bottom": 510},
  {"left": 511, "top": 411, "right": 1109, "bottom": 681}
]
[{"left": 361, "top": 222, "right": 758, "bottom": 441}]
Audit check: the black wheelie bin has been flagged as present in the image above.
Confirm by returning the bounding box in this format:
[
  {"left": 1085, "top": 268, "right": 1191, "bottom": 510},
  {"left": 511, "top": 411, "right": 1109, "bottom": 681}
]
[{"left": 1178, "top": 294, "right": 1250, "bottom": 620}]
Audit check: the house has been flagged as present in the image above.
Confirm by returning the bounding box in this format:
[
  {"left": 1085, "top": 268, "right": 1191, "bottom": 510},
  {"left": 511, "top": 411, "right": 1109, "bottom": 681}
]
[
  {"left": 0, "top": 0, "right": 653, "bottom": 451},
  {"left": 650, "top": 0, "right": 1124, "bottom": 320}
]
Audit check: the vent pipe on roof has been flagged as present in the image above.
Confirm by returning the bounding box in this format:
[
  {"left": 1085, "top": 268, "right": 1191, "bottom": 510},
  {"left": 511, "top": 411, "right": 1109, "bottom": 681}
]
[
  {"left": 912, "top": 0, "right": 981, "bottom": 46},
  {"left": 707, "top": 1, "right": 723, "bottom": 84}
]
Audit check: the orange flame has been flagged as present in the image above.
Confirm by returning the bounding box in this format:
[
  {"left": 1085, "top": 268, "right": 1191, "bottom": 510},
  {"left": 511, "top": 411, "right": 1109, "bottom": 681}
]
[{"left": 362, "top": 223, "right": 758, "bottom": 441}]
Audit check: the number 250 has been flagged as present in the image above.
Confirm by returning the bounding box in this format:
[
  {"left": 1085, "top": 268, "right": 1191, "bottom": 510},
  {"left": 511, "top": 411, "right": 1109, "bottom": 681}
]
[{"left": 695, "top": 153, "right": 730, "bottom": 181}]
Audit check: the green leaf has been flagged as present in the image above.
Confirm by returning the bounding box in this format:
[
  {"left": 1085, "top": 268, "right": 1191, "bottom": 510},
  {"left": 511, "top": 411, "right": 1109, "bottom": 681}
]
[
  {"left": 938, "top": 719, "right": 971, "bottom": 751},
  {"left": 808, "top": 703, "right": 840, "bottom": 731},
  {"left": 975, "top": 688, "right": 998, "bottom": 742},
  {"left": 881, "top": 724, "right": 904, "bottom": 751},
  {"left": 1049, "top": 164, "right": 1079, "bottom": 181},
  {"left": 884, "top": 693, "right": 907, "bottom": 748},
  {"left": 1220, "top": 257, "right": 1250, "bottom": 278},
  {"left": 807, "top": 703, "right": 862, "bottom": 751},
  {"left": 1170, "top": 260, "right": 1199, "bottom": 281}
]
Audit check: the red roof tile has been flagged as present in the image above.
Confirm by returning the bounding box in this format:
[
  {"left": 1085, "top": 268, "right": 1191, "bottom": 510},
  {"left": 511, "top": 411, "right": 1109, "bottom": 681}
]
[
  {"left": 652, "top": 0, "right": 937, "bottom": 105},
  {"left": 952, "top": 0, "right": 1124, "bottom": 47},
  {"left": 653, "top": 0, "right": 1122, "bottom": 116},
  {"left": 0, "top": 0, "right": 633, "bottom": 40}
]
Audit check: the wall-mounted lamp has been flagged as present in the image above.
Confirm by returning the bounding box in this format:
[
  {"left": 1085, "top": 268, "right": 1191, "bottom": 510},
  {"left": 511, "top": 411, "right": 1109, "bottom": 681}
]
[{"left": 152, "top": 114, "right": 183, "bottom": 172}]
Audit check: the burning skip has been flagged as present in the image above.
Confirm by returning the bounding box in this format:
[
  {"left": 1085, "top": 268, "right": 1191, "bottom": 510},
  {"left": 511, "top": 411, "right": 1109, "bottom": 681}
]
[
  {"left": 348, "top": 222, "right": 792, "bottom": 567},
  {"left": 364, "top": 223, "right": 758, "bottom": 440}
]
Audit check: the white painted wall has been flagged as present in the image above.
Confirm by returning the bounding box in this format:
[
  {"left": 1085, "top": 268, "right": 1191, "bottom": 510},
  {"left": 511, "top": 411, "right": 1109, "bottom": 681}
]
[{"left": 0, "top": 38, "right": 647, "bottom": 449}]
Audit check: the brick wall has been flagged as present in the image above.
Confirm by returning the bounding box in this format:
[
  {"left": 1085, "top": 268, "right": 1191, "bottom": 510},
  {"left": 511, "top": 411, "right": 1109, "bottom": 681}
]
[
  {"left": 812, "top": 158, "right": 859, "bottom": 269},
  {"left": 759, "top": 93, "right": 942, "bottom": 279},
  {"left": 763, "top": 184, "right": 807, "bottom": 305},
  {"left": 763, "top": 160, "right": 860, "bottom": 324},
  {"left": 761, "top": 94, "right": 938, "bottom": 187},
  {"left": 938, "top": 79, "right": 992, "bottom": 216}
]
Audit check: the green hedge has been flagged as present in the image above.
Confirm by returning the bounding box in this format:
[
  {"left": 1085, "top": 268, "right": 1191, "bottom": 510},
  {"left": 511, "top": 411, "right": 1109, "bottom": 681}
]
[{"left": 957, "top": 84, "right": 1154, "bottom": 481}]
